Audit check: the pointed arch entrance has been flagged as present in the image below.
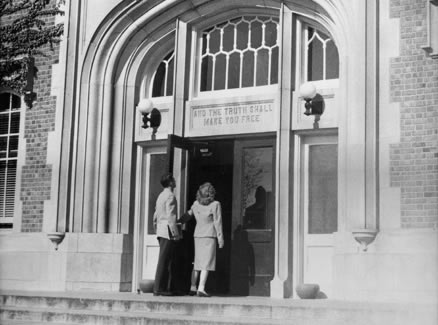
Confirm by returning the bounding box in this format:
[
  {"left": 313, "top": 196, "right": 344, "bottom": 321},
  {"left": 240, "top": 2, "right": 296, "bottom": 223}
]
[{"left": 59, "top": 0, "right": 377, "bottom": 298}]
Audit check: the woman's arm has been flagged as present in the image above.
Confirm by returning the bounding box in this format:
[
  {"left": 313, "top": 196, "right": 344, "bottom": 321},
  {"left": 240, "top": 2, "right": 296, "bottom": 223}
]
[
  {"left": 179, "top": 209, "right": 193, "bottom": 223},
  {"left": 213, "top": 202, "right": 224, "bottom": 248}
]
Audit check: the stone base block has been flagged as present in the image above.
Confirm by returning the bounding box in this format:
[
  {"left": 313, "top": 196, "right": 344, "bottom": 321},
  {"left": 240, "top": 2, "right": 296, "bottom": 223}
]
[{"left": 0, "top": 232, "right": 133, "bottom": 292}]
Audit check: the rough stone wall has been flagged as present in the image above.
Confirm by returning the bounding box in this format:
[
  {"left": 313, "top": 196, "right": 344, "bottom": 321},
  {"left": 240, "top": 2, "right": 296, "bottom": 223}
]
[{"left": 390, "top": 0, "right": 438, "bottom": 229}]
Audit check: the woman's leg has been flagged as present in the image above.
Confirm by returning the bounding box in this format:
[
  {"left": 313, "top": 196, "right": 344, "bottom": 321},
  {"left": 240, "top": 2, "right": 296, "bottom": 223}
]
[
  {"left": 197, "top": 270, "right": 209, "bottom": 293},
  {"left": 190, "top": 270, "right": 199, "bottom": 292}
]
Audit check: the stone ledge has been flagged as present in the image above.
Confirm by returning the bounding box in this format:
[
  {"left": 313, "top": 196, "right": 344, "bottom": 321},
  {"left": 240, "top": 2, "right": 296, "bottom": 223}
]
[{"left": 0, "top": 291, "right": 436, "bottom": 325}]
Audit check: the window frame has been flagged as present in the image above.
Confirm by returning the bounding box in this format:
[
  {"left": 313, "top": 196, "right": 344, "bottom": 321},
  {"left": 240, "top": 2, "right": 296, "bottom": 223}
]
[
  {"left": 188, "top": 12, "right": 340, "bottom": 100},
  {"left": 150, "top": 50, "right": 175, "bottom": 99},
  {"left": 189, "top": 10, "right": 280, "bottom": 100},
  {"left": 139, "top": 32, "right": 176, "bottom": 103},
  {"left": 297, "top": 18, "right": 340, "bottom": 90},
  {"left": 0, "top": 91, "right": 25, "bottom": 232}
]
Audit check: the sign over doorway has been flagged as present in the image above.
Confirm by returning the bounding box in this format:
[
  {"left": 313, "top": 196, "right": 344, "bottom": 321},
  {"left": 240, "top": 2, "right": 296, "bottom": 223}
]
[{"left": 185, "top": 94, "right": 277, "bottom": 137}]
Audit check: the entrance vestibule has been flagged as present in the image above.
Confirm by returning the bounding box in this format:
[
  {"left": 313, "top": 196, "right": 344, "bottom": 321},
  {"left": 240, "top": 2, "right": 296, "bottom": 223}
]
[
  {"left": 33, "top": 0, "right": 402, "bottom": 302},
  {"left": 130, "top": 3, "right": 342, "bottom": 299},
  {"left": 186, "top": 138, "right": 276, "bottom": 296},
  {"left": 135, "top": 136, "right": 276, "bottom": 297},
  {"left": 186, "top": 139, "right": 234, "bottom": 295}
]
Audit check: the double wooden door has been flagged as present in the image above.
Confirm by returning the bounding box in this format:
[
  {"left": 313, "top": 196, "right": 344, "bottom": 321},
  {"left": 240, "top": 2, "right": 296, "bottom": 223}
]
[
  {"left": 134, "top": 137, "right": 276, "bottom": 297},
  {"left": 230, "top": 139, "right": 275, "bottom": 296}
]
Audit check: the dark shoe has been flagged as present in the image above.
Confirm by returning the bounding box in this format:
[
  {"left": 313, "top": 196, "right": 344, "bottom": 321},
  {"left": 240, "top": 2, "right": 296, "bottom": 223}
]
[
  {"left": 153, "top": 291, "right": 174, "bottom": 296},
  {"left": 173, "top": 291, "right": 186, "bottom": 296},
  {"left": 188, "top": 290, "right": 197, "bottom": 296},
  {"left": 197, "top": 290, "right": 211, "bottom": 297}
]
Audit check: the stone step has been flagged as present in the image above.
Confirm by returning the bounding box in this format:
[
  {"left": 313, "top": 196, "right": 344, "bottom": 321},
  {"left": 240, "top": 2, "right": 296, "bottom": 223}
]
[
  {"left": 0, "top": 305, "right": 284, "bottom": 325},
  {"left": 0, "top": 291, "right": 436, "bottom": 325},
  {"left": 0, "top": 317, "right": 78, "bottom": 325},
  {"left": 1, "top": 294, "right": 284, "bottom": 319}
]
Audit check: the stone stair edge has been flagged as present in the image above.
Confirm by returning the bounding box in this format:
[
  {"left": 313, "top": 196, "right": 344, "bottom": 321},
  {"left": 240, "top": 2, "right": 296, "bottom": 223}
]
[
  {"left": 0, "top": 305, "right": 286, "bottom": 325},
  {"left": 1, "top": 296, "right": 436, "bottom": 325},
  {"left": 1, "top": 303, "right": 274, "bottom": 322},
  {"left": 0, "top": 292, "right": 332, "bottom": 312},
  {"left": 1, "top": 290, "right": 434, "bottom": 311},
  {"left": 1, "top": 305, "right": 271, "bottom": 318}
]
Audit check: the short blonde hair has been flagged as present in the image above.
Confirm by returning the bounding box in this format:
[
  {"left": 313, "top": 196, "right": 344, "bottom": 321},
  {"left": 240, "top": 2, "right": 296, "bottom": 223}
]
[{"left": 196, "top": 182, "right": 216, "bottom": 205}]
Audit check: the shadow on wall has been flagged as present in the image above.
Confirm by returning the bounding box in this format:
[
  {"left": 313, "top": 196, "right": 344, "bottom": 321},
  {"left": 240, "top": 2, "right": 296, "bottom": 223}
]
[
  {"left": 120, "top": 235, "right": 134, "bottom": 292},
  {"left": 229, "top": 225, "right": 255, "bottom": 296}
]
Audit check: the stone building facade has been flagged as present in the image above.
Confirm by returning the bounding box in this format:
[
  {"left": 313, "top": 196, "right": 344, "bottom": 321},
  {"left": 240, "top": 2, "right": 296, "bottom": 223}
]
[{"left": 0, "top": 0, "right": 437, "bottom": 303}]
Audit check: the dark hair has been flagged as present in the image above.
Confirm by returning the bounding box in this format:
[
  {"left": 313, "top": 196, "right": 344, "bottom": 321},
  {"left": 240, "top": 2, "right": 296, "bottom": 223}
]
[
  {"left": 160, "top": 173, "right": 175, "bottom": 187},
  {"left": 196, "top": 182, "right": 216, "bottom": 205}
]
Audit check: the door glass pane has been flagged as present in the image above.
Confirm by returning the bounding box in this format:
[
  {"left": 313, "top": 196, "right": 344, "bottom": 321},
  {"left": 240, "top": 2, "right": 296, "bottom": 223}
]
[
  {"left": 308, "top": 144, "right": 338, "bottom": 234},
  {"left": 242, "top": 146, "right": 274, "bottom": 229},
  {"left": 147, "top": 153, "right": 167, "bottom": 234}
]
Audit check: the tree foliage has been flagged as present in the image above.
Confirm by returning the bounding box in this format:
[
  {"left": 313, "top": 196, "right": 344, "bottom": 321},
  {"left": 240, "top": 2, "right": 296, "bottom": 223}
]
[{"left": 0, "top": 0, "right": 64, "bottom": 93}]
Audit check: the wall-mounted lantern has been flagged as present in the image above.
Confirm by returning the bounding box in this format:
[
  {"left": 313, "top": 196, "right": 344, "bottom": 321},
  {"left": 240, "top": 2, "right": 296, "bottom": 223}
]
[
  {"left": 137, "top": 98, "right": 161, "bottom": 135},
  {"left": 299, "top": 82, "right": 323, "bottom": 116}
]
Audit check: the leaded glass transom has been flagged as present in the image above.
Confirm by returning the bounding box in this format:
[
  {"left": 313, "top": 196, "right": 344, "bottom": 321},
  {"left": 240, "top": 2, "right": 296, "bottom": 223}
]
[
  {"left": 306, "top": 27, "right": 339, "bottom": 81},
  {"left": 200, "top": 16, "right": 279, "bottom": 92},
  {"left": 151, "top": 51, "right": 175, "bottom": 97}
]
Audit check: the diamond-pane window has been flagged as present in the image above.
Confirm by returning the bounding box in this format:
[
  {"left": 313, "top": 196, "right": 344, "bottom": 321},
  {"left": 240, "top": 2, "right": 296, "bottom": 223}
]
[
  {"left": 200, "top": 16, "right": 279, "bottom": 92},
  {"left": 0, "top": 92, "right": 21, "bottom": 228}
]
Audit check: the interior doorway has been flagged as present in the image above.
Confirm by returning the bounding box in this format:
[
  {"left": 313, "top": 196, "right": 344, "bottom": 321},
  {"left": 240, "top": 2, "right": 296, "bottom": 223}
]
[
  {"left": 135, "top": 136, "right": 275, "bottom": 297},
  {"left": 185, "top": 137, "right": 275, "bottom": 296},
  {"left": 186, "top": 140, "right": 234, "bottom": 295}
]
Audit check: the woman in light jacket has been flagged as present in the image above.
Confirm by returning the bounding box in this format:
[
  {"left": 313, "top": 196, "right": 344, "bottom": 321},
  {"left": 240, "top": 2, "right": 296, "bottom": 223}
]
[{"left": 188, "top": 182, "right": 224, "bottom": 297}]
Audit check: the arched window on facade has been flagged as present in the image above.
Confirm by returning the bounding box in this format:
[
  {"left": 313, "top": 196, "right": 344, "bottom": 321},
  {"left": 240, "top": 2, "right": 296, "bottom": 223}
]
[
  {"left": 151, "top": 51, "right": 175, "bottom": 98},
  {"left": 305, "top": 26, "right": 339, "bottom": 82},
  {"left": 0, "top": 92, "right": 21, "bottom": 230},
  {"left": 199, "top": 16, "right": 279, "bottom": 92}
]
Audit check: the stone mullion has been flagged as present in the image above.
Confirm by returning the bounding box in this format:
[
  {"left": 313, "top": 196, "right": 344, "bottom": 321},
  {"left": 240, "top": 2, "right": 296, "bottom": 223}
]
[
  {"left": 270, "top": 4, "right": 295, "bottom": 298},
  {"left": 172, "top": 18, "right": 191, "bottom": 213},
  {"left": 365, "top": 0, "right": 379, "bottom": 230}
]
